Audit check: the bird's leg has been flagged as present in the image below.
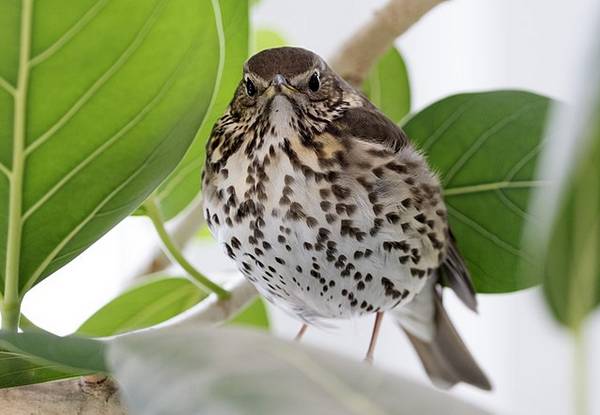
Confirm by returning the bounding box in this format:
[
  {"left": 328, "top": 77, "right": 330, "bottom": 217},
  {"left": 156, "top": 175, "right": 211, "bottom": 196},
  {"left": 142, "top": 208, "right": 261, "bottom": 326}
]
[
  {"left": 364, "top": 312, "right": 384, "bottom": 364},
  {"left": 294, "top": 323, "right": 308, "bottom": 341}
]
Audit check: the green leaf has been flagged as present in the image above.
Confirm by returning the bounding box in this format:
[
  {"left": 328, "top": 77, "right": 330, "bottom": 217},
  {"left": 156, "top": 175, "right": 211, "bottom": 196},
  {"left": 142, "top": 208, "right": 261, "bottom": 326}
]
[
  {"left": 0, "top": 331, "right": 107, "bottom": 388},
  {"left": 0, "top": 0, "right": 223, "bottom": 302},
  {"left": 227, "top": 298, "right": 269, "bottom": 329},
  {"left": 253, "top": 28, "right": 287, "bottom": 53},
  {"left": 363, "top": 47, "right": 411, "bottom": 123},
  {"left": 108, "top": 327, "right": 488, "bottom": 415},
  {"left": 527, "top": 53, "right": 600, "bottom": 328},
  {"left": 0, "top": 348, "right": 79, "bottom": 389},
  {"left": 403, "top": 91, "right": 552, "bottom": 293},
  {"left": 77, "top": 275, "right": 207, "bottom": 337},
  {"left": 152, "top": 0, "right": 250, "bottom": 221}
]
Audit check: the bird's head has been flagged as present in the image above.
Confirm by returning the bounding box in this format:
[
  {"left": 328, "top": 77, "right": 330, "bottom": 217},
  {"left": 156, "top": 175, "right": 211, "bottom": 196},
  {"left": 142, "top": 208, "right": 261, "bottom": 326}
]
[{"left": 229, "top": 47, "right": 359, "bottom": 128}]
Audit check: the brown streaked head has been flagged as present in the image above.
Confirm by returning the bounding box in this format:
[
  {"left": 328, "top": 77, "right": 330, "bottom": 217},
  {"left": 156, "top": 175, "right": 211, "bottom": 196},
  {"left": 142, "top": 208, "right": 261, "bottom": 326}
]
[
  {"left": 245, "top": 47, "right": 321, "bottom": 81},
  {"left": 228, "top": 47, "right": 362, "bottom": 122}
]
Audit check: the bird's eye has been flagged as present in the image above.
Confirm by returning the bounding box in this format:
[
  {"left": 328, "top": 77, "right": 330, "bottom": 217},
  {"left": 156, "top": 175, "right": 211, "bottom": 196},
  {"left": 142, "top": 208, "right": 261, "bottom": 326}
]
[
  {"left": 245, "top": 77, "right": 256, "bottom": 97},
  {"left": 308, "top": 72, "right": 320, "bottom": 92}
]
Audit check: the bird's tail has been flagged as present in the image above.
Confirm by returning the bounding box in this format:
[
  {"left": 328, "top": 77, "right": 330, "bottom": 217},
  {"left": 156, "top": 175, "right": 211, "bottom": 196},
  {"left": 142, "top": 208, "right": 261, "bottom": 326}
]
[{"left": 392, "top": 280, "right": 492, "bottom": 391}]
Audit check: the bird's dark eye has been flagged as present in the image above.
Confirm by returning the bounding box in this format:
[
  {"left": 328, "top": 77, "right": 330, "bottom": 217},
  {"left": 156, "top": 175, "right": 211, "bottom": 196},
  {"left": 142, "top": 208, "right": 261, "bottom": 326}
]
[
  {"left": 308, "top": 72, "right": 320, "bottom": 92},
  {"left": 245, "top": 77, "right": 256, "bottom": 96}
]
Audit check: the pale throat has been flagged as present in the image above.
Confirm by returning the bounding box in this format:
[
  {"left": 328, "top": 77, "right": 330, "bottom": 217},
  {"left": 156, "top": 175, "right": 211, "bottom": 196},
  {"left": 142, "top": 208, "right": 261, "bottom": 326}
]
[{"left": 268, "top": 94, "right": 297, "bottom": 136}]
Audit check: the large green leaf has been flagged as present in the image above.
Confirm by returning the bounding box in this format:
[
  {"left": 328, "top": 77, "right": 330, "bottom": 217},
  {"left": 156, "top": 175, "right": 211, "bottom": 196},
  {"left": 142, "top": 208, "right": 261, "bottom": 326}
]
[
  {"left": 0, "top": 331, "right": 107, "bottom": 388},
  {"left": 77, "top": 275, "right": 207, "bottom": 337},
  {"left": 363, "top": 47, "right": 411, "bottom": 123},
  {"left": 0, "top": 0, "right": 223, "bottom": 303},
  {"left": 403, "top": 91, "right": 551, "bottom": 293},
  {"left": 0, "top": 348, "right": 79, "bottom": 389},
  {"left": 253, "top": 28, "right": 287, "bottom": 53},
  {"left": 151, "top": 0, "right": 249, "bottom": 220},
  {"left": 108, "top": 327, "right": 488, "bottom": 415},
  {"left": 527, "top": 45, "right": 600, "bottom": 328}
]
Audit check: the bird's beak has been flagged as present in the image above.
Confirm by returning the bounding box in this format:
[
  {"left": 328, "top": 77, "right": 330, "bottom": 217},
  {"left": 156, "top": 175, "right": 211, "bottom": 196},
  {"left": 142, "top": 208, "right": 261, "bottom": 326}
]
[
  {"left": 268, "top": 74, "right": 295, "bottom": 96},
  {"left": 272, "top": 74, "right": 287, "bottom": 87}
]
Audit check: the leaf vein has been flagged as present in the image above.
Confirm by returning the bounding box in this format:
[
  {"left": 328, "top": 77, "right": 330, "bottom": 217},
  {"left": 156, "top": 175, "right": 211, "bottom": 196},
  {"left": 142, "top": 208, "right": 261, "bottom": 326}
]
[
  {"left": 22, "top": 40, "right": 194, "bottom": 223},
  {"left": 22, "top": 136, "right": 167, "bottom": 293},
  {"left": 29, "top": 0, "right": 109, "bottom": 67},
  {"left": 447, "top": 204, "right": 527, "bottom": 260},
  {"left": 24, "top": 0, "right": 167, "bottom": 155},
  {"left": 495, "top": 188, "right": 535, "bottom": 223},
  {"left": 444, "top": 101, "right": 547, "bottom": 185},
  {"left": 0, "top": 162, "right": 10, "bottom": 178},
  {"left": 420, "top": 96, "right": 476, "bottom": 151},
  {"left": 443, "top": 180, "right": 550, "bottom": 196},
  {"left": 0, "top": 76, "right": 16, "bottom": 95}
]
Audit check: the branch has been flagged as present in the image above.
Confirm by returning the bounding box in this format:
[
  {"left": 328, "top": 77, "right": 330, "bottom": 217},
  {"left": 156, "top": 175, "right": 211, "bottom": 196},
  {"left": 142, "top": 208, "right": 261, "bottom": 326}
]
[
  {"left": 0, "top": 377, "right": 125, "bottom": 415},
  {"left": 136, "top": 277, "right": 258, "bottom": 332},
  {"left": 330, "top": 0, "right": 446, "bottom": 86},
  {"left": 135, "top": 198, "right": 206, "bottom": 277},
  {"left": 144, "top": 197, "right": 230, "bottom": 299}
]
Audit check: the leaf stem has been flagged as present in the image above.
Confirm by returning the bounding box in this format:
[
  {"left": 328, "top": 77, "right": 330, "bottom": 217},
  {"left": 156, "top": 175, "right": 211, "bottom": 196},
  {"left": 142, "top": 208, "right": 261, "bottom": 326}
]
[
  {"left": 2, "top": 0, "right": 33, "bottom": 332},
  {"left": 573, "top": 326, "right": 587, "bottom": 415},
  {"left": 144, "top": 198, "right": 230, "bottom": 300}
]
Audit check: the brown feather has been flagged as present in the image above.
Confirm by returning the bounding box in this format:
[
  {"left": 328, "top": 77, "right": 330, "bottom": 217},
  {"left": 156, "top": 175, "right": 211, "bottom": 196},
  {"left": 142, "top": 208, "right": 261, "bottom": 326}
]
[
  {"left": 402, "top": 289, "right": 492, "bottom": 390},
  {"left": 328, "top": 106, "right": 408, "bottom": 152},
  {"left": 439, "top": 230, "right": 478, "bottom": 312}
]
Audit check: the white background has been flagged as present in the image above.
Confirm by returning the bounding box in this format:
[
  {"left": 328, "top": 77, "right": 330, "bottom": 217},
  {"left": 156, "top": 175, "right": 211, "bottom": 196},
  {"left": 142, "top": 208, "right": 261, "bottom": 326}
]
[{"left": 20, "top": 1, "right": 600, "bottom": 414}]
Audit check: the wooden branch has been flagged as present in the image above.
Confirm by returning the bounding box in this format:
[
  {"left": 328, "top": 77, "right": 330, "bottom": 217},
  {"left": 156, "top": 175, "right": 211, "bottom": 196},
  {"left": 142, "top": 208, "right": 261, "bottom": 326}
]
[
  {"left": 136, "top": 277, "right": 258, "bottom": 332},
  {"left": 0, "top": 377, "right": 125, "bottom": 415},
  {"left": 330, "top": 0, "right": 446, "bottom": 86}
]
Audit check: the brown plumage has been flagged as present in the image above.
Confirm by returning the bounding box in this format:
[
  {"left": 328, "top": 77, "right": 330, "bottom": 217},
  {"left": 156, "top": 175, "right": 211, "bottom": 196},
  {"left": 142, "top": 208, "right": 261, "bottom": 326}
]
[{"left": 203, "top": 47, "right": 491, "bottom": 390}]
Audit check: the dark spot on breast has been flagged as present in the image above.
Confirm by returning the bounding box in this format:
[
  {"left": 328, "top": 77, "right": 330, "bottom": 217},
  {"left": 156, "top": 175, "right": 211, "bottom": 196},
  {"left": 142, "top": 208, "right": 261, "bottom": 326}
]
[{"left": 331, "top": 184, "right": 351, "bottom": 200}]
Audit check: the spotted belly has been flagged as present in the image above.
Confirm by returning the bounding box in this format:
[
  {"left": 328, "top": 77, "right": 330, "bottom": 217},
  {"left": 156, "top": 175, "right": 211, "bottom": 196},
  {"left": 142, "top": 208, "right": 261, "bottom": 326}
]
[{"left": 203, "top": 147, "right": 443, "bottom": 323}]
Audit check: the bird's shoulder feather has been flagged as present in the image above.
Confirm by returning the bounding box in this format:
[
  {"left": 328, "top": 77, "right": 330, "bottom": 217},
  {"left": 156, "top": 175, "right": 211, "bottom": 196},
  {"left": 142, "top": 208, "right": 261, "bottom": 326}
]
[{"left": 327, "top": 105, "right": 408, "bottom": 153}]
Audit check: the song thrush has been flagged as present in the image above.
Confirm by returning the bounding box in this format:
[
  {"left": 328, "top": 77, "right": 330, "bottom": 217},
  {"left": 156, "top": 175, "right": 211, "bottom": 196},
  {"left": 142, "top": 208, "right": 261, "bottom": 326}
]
[{"left": 202, "top": 47, "right": 491, "bottom": 390}]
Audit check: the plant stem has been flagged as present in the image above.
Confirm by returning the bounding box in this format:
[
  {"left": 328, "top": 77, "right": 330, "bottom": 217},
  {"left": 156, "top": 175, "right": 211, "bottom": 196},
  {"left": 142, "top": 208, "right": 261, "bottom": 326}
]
[
  {"left": 2, "top": 0, "right": 33, "bottom": 332},
  {"left": 573, "top": 326, "right": 587, "bottom": 415},
  {"left": 144, "top": 198, "right": 230, "bottom": 299}
]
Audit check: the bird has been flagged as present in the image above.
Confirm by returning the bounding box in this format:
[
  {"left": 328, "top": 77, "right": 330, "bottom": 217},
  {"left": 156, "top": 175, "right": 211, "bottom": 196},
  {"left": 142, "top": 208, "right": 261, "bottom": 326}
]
[{"left": 202, "top": 47, "right": 491, "bottom": 390}]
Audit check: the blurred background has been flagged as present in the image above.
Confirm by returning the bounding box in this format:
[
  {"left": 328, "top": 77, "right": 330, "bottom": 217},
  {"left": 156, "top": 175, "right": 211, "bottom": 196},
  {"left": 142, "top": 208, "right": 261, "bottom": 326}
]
[{"left": 22, "top": 1, "right": 600, "bottom": 414}]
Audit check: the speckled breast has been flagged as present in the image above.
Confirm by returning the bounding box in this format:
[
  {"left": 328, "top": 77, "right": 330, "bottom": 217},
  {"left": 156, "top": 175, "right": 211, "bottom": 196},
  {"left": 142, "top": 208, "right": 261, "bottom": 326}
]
[{"left": 203, "top": 128, "right": 446, "bottom": 323}]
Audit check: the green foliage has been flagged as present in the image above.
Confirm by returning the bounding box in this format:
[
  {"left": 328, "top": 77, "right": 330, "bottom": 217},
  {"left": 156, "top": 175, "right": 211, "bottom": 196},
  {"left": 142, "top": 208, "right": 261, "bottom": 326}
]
[
  {"left": 0, "top": 330, "right": 106, "bottom": 388},
  {"left": 77, "top": 276, "right": 206, "bottom": 337},
  {"left": 527, "top": 66, "right": 600, "bottom": 329},
  {"left": 0, "top": 0, "right": 223, "bottom": 311},
  {"left": 543, "top": 140, "right": 600, "bottom": 328},
  {"left": 363, "top": 47, "right": 411, "bottom": 123},
  {"left": 404, "top": 91, "right": 551, "bottom": 293},
  {"left": 78, "top": 276, "right": 270, "bottom": 336},
  {"left": 107, "top": 327, "right": 488, "bottom": 415},
  {"left": 151, "top": 0, "right": 250, "bottom": 220},
  {"left": 0, "top": 348, "right": 79, "bottom": 389},
  {"left": 227, "top": 298, "right": 270, "bottom": 329},
  {"left": 253, "top": 28, "right": 287, "bottom": 53}
]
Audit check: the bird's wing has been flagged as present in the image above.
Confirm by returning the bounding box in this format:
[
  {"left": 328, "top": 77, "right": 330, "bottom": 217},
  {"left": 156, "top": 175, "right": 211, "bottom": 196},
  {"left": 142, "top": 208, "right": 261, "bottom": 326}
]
[
  {"left": 333, "top": 104, "right": 479, "bottom": 312},
  {"left": 328, "top": 106, "right": 408, "bottom": 152},
  {"left": 439, "top": 231, "right": 478, "bottom": 311}
]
